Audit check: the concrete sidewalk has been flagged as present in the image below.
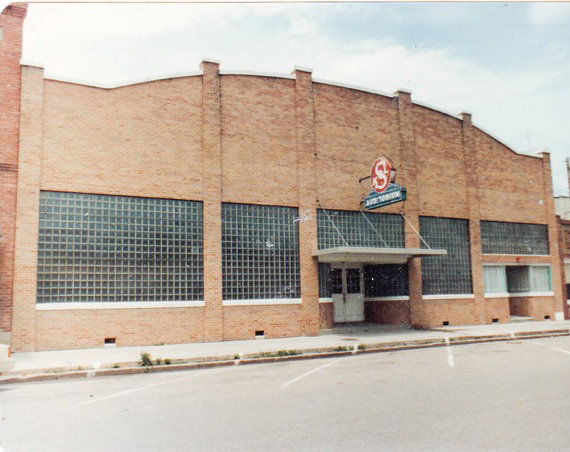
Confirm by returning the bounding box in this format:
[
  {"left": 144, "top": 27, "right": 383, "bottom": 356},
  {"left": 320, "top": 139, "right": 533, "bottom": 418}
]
[{"left": 3, "top": 320, "right": 570, "bottom": 384}]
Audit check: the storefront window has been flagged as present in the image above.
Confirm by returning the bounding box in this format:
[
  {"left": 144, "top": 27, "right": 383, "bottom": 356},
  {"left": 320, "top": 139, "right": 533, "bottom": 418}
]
[
  {"left": 37, "top": 191, "right": 203, "bottom": 303},
  {"left": 483, "top": 264, "right": 552, "bottom": 295}
]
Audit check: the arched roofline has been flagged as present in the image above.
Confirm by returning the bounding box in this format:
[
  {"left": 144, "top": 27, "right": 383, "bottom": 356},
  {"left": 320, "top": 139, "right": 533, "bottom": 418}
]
[{"left": 19, "top": 59, "right": 545, "bottom": 160}]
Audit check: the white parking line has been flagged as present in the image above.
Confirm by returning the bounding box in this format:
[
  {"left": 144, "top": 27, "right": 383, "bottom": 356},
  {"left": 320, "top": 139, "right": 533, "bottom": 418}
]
[
  {"left": 529, "top": 341, "right": 570, "bottom": 356},
  {"left": 71, "top": 369, "right": 220, "bottom": 408},
  {"left": 445, "top": 336, "right": 455, "bottom": 368},
  {"left": 281, "top": 360, "right": 338, "bottom": 388}
]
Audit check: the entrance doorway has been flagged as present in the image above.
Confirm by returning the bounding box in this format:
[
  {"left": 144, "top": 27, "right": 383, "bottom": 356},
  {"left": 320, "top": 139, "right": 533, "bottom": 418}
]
[{"left": 331, "top": 264, "right": 365, "bottom": 323}]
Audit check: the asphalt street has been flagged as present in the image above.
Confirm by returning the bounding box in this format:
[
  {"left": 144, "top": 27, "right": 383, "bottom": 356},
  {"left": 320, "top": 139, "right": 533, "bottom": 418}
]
[{"left": 2, "top": 336, "right": 570, "bottom": 451}]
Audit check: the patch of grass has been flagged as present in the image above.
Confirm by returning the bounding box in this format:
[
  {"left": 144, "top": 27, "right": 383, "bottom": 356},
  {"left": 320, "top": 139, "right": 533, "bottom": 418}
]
[
  {"left": 164, "top": 359, "right": 172, "bottom": 365},
  {"left": 357, "top": 344, "right": 366, "bottom": 351},
  {"left": 155, "top": 358, "right": 162, "bottom": 366},
  {"left": 112, "top": 364, "right": 120, "bottom": 369}
]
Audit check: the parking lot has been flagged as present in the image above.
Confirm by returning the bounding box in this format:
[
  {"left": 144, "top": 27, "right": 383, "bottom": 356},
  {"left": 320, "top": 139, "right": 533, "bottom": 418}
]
[{"left": 2, "top": 336, "right": 570, "bottom": 451}]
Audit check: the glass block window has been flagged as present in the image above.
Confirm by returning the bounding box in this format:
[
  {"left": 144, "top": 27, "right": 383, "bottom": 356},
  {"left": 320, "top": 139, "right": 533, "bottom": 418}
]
[
  {"left": 364, "top": 264, "right": 409, "bottom": 297},
  {"left": 222, "top": 203, "right": 300, "bottom": 300},
  {"left": 37, "top": 191, "right": 203, "bottom": 303},
  {"left": 420, "top": 217, "right": 473, "bottom": 295},
  {"left": 481, "top": 221, "right": 549, "bottom": 255},
  {"left": 317, "top": 209, "right": 404, "bottom": 249}
]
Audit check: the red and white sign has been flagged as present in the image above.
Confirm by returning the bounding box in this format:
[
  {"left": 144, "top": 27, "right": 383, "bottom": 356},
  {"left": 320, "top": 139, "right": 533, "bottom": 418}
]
[{"left": 370, "top": 157, "right": 393, "bottom": 193}]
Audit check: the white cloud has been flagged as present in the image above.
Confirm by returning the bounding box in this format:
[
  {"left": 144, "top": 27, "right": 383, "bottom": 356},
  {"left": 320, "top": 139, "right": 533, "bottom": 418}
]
[{"left": 528, "top": 3, "right": 570, "bottom": 26}]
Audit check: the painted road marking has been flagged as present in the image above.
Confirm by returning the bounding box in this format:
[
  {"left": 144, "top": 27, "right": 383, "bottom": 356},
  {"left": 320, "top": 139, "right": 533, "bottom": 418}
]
[
  {"left": 281, "top": 361, "right": 338, "bottom": 388},
  {"left": 71, "top": 369, "right": 222, "bottom": 408},
  {"left": 445, "top": 336, "right": 455, "bottom": 368},
  {"left": 529, "top": 341, "right": 570, "bottom": 356}
]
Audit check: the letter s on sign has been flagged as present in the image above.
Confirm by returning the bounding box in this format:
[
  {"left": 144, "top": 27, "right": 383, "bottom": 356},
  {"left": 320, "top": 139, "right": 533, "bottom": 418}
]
[{"left": 371, "top": 157, "right": 392, "bottom": 193}]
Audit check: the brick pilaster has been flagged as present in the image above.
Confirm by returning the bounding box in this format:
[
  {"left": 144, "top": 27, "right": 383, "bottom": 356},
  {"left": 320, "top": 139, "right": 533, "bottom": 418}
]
[
  {"left": 12, "top": 64, "right": 44, "bottom": 352},
  {"left": 294, "top": 67, "right": 319, "bottom": 336},
  {"left": 461, "top": 112, "right": 485, "bottom": 323},
  {"left": 0, "top": 3, "right": 27, "bottom": 340},
  {"left": 395, "top": 90, "right": 422, "bottom": 326},
  {"left": 201, "top": 59, "right": 223, "bottom": 341},
  {"left": 539, "top": 152, "right": 565, "bottom": 318}
]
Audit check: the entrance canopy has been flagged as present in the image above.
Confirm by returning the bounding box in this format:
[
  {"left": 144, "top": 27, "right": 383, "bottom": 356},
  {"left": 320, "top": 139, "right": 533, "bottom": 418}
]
[{"left": 312, "top": 247, "right": 447, "bottom": 264}]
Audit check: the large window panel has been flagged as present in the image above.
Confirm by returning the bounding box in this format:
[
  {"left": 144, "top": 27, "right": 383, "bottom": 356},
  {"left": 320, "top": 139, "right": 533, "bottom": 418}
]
[
  {"left": 364, "top": 264, "right": 409, "bottom": 297},
  {"left": 481, "top": 221, "right": 549, "bottom": 255},
  {"left": 483, "top": 266, "right": 508, "bottom": 294},
  {"left": 420, "top": 217, "right": 473, "bottom": 295},
  {"left": 37, "top": 191, "right": 203, "bottom": 303},
  {"left": 222, "top": 203, "right": 300, "bottom": 300},
  {"left": 317, "top": 209, "right": 404, "bottom": 250}
]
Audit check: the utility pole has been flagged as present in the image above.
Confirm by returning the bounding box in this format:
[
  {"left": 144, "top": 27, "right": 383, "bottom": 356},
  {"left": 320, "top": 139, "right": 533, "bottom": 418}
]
[{"left": 567, "top": 157, "right": 570, "bottom": 195}]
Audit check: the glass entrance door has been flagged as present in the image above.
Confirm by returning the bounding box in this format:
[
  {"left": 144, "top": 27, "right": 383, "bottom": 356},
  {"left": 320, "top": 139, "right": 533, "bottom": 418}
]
[{"left": 331, "top": 264, "right": 365, "bottom": 323}]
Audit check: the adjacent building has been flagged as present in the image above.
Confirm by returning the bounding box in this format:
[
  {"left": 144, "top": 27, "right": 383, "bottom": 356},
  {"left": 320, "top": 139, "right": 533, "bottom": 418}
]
[{"left": 1, "top": 4, "right": 565, "bottom": 352}]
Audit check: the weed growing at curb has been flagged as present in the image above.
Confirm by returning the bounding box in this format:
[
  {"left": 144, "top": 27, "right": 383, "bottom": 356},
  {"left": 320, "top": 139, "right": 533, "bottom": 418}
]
[
  {"left": 334, "top": 346, "right": 350, "bottom": 352},
  {"left": 164, "top": 359, "right": 172, "bottom": 365},
  {"left": 358, "top": 344, "right": 366, "bottom": 350},
  {"left": 140, "top": 352, "right": 153, "bottom": 367},
  {"left": 259, "top": 349, "right": 301, "bottom": 358},
  {"left": 155, "top": 358, "right": 162, "bottom": 366}
]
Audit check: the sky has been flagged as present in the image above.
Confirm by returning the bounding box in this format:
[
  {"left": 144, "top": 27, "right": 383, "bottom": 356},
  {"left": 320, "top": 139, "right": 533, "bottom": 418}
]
[{"left": 9, "top": 1, "right": 570, "bottom": 196}]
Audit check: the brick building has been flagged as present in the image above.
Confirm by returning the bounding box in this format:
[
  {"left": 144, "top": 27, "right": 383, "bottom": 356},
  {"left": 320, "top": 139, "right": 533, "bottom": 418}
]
[{"left": 1, "top": 4, "right": 565, "bottom": 352}]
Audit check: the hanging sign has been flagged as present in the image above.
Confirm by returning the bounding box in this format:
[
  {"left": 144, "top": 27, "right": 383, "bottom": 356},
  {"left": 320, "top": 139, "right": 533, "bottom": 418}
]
[{"left": 364, "top": 157, "right": 406, "bottom": 210}]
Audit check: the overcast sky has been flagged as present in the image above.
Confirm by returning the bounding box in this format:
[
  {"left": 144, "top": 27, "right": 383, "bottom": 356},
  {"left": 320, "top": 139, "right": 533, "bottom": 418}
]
[{"left": 12, "top": 1, "right": 570, "bottom": 196}]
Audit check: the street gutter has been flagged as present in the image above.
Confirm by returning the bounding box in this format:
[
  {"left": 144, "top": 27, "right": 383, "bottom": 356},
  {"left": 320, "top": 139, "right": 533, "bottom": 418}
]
[{"left": 2, "top": 329, "right": 569, "bottom": 385}]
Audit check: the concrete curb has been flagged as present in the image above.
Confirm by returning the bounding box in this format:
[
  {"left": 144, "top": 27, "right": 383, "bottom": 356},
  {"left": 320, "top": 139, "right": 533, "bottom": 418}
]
[{"left": 2, "top": 329, "right": 569, "bottom": 385}]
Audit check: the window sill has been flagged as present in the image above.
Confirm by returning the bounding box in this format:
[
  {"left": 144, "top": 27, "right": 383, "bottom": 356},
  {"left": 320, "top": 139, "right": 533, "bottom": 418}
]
[
  {"left": 422, "top": 294, "right": 475, "bottom": 300},
  {"left": 366, "top": 296, "right": 410, "bottom": 301},
  {"left": 222, "top": 299, "right": 302, "bottom": 306},
  {"left": 36, "top": 301, "right": 205, "bottom": 310}
]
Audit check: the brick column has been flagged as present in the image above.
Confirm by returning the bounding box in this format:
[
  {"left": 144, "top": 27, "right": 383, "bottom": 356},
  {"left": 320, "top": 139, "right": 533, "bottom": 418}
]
[
  {"left": 12, "top": 65, "right": 44, "bottom": 352},
  {"left": 201, "top": 59, "right": 223, "bottom": 341},
  {"left": 395, "top": 90, "right": 422, "bottom": 327},
  {"left": 538, "top": 152, "right": 565, "bottom": 318},
  {"left": 294, "top": 67, "right": 319, "bottom": 336},
  {"left": 0, "top": 4, "right": 27, "bottom": 342},
  {"left": 460, "top": 112, "right": 486, "bottom": 324}
]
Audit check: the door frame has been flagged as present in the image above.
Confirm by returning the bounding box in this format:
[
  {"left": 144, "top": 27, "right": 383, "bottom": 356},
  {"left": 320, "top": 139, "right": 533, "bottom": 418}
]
[{"left": 331, "top": 263, "right": 365, "bottom": 323}]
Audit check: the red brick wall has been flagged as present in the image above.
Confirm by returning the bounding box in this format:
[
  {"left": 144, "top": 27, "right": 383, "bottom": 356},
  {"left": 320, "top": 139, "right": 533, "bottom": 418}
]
[
  {"left": 0, "top": 3, "right": 27, "bottom": 336},
  {"left": 509, "top": 296, "right": 555, "bottom": 320},
  {"left": 10, "top": 58, "right": 564, "bottom": 350},
  {"left": 366, "top": 300, "right": 410, "bottom": 325},
  {"left": 223, "top": 305, "right": 303, "bottom": 341},
  {"left": 35, "top": 307, "right": 205, "bottom": 351}
]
